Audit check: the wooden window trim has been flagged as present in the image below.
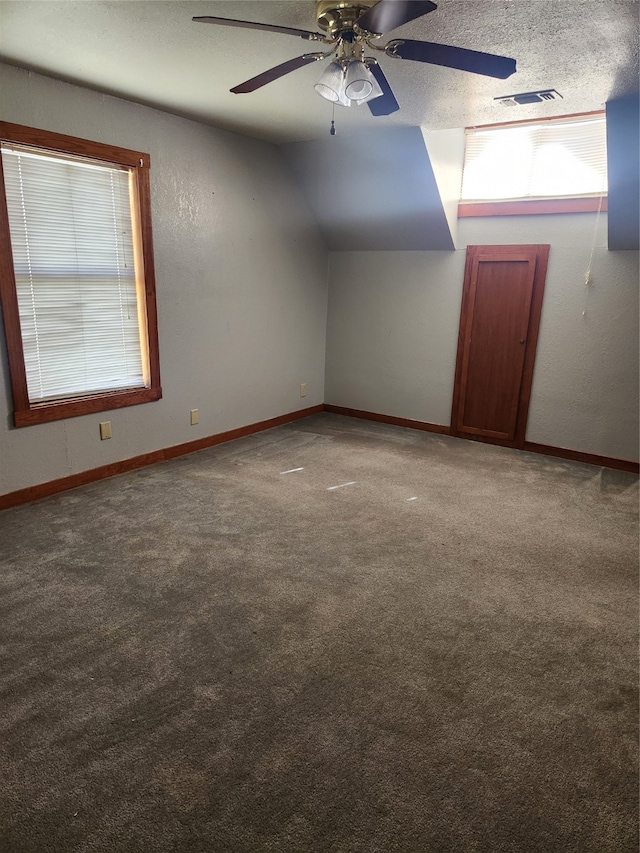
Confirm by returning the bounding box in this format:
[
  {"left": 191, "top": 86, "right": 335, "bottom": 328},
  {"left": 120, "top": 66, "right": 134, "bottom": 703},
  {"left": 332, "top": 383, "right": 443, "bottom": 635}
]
[
  {"left": 465, "top": 110, "right": 606, "bottom": 133},
  {"left": 0, "top": 122, "right": 162, "bottom": 427},
  {"left": 458, "top": 197, "right": 608, "bottom": 218}
]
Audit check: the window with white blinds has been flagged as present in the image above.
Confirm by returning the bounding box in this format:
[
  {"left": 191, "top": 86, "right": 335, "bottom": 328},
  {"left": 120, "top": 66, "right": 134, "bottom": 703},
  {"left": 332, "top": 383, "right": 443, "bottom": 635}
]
[
  {"left": 0, "top": 124, "right": 160, "bottom": 427},
  {"left": 461, "top": 114, "right": 608, "bottom": 202},
  {"left": 1, "top": 142, "right": 148, "bottom": 403}
]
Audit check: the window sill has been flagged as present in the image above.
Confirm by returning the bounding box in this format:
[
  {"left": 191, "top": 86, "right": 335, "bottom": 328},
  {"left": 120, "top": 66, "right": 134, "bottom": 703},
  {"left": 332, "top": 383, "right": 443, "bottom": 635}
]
[
  {"left": 14, "top": 385, "right": 162, "bottom": 427},
  {"left": 458, "top": 197, "right": 608, "bottom": 218}
]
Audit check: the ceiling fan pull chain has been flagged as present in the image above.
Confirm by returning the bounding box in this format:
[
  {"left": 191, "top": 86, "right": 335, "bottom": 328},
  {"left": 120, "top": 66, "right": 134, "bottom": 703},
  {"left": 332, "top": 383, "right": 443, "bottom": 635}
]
[{"left": 330, "top": 102, "right": 337, "bottom": 135}]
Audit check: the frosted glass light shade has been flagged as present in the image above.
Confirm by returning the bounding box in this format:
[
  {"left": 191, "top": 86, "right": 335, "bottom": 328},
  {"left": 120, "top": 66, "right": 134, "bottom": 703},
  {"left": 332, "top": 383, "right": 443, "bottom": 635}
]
[
  {"left": 344, "top": 61, "right": 373, "bottom": 100},
  {"left": 314, "top": 62, "right": 347, "bottom": 103},
  {"left": 354, "top": 66, "right": 384, "bottom": 104}
]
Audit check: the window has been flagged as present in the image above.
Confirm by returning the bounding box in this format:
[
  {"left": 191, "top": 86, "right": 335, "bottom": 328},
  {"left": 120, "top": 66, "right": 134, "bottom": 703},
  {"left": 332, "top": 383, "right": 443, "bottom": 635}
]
[
  {"left": 0, "top": 123, "right": 161, "bottom": 426},
  {"left": 459, "top": 112, "right": 608, "bottom": 217}
]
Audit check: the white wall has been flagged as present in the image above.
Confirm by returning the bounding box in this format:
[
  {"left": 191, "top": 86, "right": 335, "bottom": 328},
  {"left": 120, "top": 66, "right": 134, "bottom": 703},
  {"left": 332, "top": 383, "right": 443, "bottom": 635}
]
[
  {"left": 421, "top": 127, "right": 465, "bottom": 247},
  {"left": 0, "top": 64, "right": 329, "bottom": 495},
  {"left": 325, "top": 214, "right": 639, "bottom": 462}
]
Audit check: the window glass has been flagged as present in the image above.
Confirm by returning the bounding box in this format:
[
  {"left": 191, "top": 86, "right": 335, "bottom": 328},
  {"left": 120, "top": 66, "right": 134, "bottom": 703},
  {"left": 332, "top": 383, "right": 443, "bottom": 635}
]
[
  {"left": 461, "top": 114, "right": 607, "bottom": 202},
  {"left": 2, "top": 143, "right": 148, "bottom": 402},
  {"left": 0, "top": 124, "right": 161, "bottom": 427}
]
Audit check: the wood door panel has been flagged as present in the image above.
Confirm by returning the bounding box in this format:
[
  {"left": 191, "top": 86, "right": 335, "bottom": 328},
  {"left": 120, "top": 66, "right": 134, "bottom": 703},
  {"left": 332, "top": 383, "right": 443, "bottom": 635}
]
[
  {"left": 459, "top": 258, "right": 535, "bottom": 439},
  {"left": 451, "top": 244, "right": 550, "bottom": 449}
]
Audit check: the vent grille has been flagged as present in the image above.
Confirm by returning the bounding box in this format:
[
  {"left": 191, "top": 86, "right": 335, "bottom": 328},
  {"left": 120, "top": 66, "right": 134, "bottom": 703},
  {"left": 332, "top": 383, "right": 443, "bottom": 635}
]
[{"left": 495, "top": 89, "right": 563, "bottom": 107}]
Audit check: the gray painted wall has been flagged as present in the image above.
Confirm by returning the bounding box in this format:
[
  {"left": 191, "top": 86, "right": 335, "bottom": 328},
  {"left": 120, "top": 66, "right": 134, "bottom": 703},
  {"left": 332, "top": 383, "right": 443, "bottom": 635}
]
[
  {"left": 0, "top": 64, "right": 329, "bottom": 495},
  {"left": 325, "top": 214, "right": 639, "bottom": 462},
  {"left": 1, "top": 63, "right": 637, "bottom": 497}
]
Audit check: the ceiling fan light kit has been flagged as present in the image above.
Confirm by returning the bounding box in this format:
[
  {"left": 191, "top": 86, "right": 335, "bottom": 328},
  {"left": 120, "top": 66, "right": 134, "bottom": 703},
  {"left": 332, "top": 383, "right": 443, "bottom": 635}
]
[
  {"left": 314, "top": 51, "right": 384, "bottom": 107},
  {"left": 194, "top": 0, "right": 517, "bottom": 122}
]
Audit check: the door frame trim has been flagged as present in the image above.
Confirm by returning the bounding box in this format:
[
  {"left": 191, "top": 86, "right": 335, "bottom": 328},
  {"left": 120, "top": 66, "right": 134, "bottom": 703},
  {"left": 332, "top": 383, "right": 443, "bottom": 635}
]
[{"left": 450, "top": 244, "right": 550, "bottom": 449}]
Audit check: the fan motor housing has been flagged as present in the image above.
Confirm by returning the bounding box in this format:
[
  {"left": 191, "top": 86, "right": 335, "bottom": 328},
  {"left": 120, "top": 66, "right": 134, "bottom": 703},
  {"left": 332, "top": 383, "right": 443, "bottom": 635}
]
[{"left": 316, "top": 0, "right": 377, "bottom": 37}]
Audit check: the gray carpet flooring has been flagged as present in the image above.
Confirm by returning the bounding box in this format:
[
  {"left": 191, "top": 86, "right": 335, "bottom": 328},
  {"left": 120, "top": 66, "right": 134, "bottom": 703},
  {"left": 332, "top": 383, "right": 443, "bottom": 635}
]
[{"left": 0, "top": 413, "right": 638, "bottom": 853}]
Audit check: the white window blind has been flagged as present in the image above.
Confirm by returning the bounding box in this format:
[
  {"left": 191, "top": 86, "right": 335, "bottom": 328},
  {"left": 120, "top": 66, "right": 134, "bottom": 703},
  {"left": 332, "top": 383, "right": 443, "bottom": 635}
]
[
  {"left": 1, "top": 142, "right": 148, "bottom": 403},
  {"left": 461, "top": 114, "right": 608, "bottom": 202}
]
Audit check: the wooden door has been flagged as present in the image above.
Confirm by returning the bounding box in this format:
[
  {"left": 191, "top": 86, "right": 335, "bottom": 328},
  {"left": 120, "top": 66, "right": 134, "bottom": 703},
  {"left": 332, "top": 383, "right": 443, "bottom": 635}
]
[{"left": 451, "top": 244, "right": 549, "bottom": 448}]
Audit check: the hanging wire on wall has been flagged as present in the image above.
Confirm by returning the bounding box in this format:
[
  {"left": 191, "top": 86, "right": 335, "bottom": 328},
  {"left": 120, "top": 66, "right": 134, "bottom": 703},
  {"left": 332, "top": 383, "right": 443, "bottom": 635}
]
[{"left": 581, "top": 193, "right": 605, "bottom": 318}]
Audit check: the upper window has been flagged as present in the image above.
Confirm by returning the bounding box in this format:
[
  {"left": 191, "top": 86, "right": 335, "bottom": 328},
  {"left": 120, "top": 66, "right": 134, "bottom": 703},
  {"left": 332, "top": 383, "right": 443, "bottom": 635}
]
[
  {"left": 0, "top": 123, "right": 161, "bottom": 426},
  {"left": 459, "top": 112, "right": 607, "bottom": 216}
]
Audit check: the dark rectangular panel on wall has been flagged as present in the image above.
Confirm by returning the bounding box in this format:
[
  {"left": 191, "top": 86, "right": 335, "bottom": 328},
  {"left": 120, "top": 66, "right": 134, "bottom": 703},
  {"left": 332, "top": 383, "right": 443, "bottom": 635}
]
[{"left": 606, "top": 95, "right": 640, "bottom": 250}]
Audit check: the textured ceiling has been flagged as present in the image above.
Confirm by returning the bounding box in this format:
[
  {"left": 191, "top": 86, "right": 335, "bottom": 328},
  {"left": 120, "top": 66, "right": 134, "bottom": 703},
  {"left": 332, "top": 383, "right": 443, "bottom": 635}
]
[{"left": 0, "top": 0, "right": 638, "bottom": 144}]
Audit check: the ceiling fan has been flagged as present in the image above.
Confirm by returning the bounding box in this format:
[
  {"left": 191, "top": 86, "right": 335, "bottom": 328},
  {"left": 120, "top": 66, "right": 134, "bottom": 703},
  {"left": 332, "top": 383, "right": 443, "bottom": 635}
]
[{"left": 193, "top": 0, "right": 517, "bottom": 117}]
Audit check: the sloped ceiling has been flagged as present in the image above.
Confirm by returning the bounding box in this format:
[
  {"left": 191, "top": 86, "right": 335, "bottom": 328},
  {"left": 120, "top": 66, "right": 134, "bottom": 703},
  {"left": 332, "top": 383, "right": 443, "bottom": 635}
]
[
  {"left": 607, "top": 94, "right": 640, "bottom": 250},
  {"left": 283, "top": 126, "right": 464, "bottom": 250}
]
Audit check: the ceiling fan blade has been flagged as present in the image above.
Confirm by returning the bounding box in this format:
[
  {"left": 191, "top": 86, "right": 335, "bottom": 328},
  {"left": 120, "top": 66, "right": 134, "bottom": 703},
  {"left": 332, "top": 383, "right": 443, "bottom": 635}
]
[
  {"left": 230, "top": 54, "right": 323, "bottom": 94},
  {"left": 193, "top": 16, "right": 325, "bottom": 41},
  {"left": 367, "top": 64, "right": 400, "bottom": 115},
  {"left": 355, "top": 1, "right": 437, "bottom": 36},
  {"left": 387, "top": 39, "right": 516, "bottom": 79}
]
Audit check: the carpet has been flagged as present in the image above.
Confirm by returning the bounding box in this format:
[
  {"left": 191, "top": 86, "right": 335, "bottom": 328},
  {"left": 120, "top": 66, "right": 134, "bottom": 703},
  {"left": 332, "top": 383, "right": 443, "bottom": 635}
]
[{"left": 0, "top": 413, "right": 637, "bottom": 852}]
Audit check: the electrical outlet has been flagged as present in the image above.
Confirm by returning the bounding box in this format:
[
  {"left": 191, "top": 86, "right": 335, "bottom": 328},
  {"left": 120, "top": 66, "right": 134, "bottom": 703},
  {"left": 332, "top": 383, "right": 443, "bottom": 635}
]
[
  {"left": 190, "top": 409, "right": 199, "bottom": 426},
  {"left": 300, "top": 383, "right": 307, "bottom": 398},
  {"left": 99, "top": 421, "right": 112, "bottom": 440}
]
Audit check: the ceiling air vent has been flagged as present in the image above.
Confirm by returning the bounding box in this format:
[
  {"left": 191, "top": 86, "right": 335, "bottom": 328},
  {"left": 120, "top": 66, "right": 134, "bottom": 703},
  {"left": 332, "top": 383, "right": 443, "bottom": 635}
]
[{"left": 495, "top": 89, "right": 563, "bottom": 107}]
